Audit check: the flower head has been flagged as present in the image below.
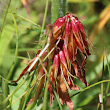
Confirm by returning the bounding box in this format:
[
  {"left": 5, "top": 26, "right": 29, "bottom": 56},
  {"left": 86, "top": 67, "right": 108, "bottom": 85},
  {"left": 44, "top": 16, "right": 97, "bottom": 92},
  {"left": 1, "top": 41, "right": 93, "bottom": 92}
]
[{"left": 12, "top": 13, "right": 91, "bottom": 110}]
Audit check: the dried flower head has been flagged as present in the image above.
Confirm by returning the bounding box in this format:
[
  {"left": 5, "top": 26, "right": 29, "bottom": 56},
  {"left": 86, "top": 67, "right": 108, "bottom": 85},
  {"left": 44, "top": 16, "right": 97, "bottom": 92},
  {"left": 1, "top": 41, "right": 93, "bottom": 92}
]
[{"left": 12, "top": 13, "right": 91, "bottom": 110}]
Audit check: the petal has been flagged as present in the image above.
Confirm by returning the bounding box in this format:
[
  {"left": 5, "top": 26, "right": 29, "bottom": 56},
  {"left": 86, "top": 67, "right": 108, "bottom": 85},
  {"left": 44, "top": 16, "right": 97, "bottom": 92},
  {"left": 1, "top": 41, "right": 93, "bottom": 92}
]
[
  {"left": 67, "top": 33, "right": 77, "bottom": 62},
  {"left": 27, "top": 75, "right": 45, "bottom": 106},
  {"left": 81, "top": 33, "right": 91, "bottom": 56},
  {"left": 48, "top": 54, "right": 59, "bottom": 106},
  {"left": 46, "top": 25, "right": 55, "bottom": 60},
  {"left": 53, "top": 17, "right": 65, "bottom": 40},
  {"left": 53, "top": 53, "right": 60, "bottom": 79},
  {"left": 12, "top": 50, "right": 48, "bottom": 83},
  {"left": 69, "top": 84, "right": 80, "bottom": 90},
  {"left": 11, "top": 57, "right": 38, "bottom": 82},
  {"left": 57, "top": 73, "right": 74, "bottom": 110},
  {"left": 63, "top": 44, "right": 71, "bottom": 70},
  {"left": 48, "top": 81, "right": 54, "bottom": 106},
  {"left": 59, "top": 50, "right": 66, "bottom": 65},
  {"left": 75, "top": 18, "right": 87, "bottom": 37},
  {"left": 53, "top": 53, "right": 60, "bottom": 69},
  {"left": 74, "top": 18, "right": 91, "bottom": 56},
  {"left": 53, "top": 17, "right": 65, "bottom": 28},
  {"left": 65, "top": 18, "right": 71, "bottom": 38},
  {"left": 72, "top": 61, "right": 89, "bottom": 87},
  {"left": 71, "top": 18, "right": 79, "bottom": 36},
  {"left": 64, "top": 18, "right": 71, "bottom": 47},
  {"left": 71, "top": 18, "right": 87, "bottom": 55},
  {"left": 65, "top": 13, "right": 71, "bottom": 18},
  {"left": 61, "top": 61, "right": 69, "bottom": 83},
  {"left": 27, "top": 62, "right": 47, "bottom": 106},
  {"left": 73, "top": 34, "right": 86, "bottom": 55}
]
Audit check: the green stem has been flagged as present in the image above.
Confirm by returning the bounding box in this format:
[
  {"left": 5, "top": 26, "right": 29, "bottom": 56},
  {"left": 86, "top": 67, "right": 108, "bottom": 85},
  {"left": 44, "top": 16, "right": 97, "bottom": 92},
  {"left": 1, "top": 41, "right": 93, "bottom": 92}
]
[
  {"left": 13, "top": 13, "right": 41, "bottom": 27},
  {"left": 2, "top": 77, "right": 28, "bottom": 106},
  {"left": 71, "top": 80, "right": 110, "bottom": 98},
  {"left": 7, "top": 13, "right": 19, "bottom": 80},
  {"left": 101, "top": 55, "right": 104, "bottom": 110},
  {"left": 101, "top": 83, "right": 104, "bottom": 110},
  {"left": 40, "top": 0, "right": 49, "bottom": 37},
  {"left": 51, "top": 0, "right": 67, "bottom": 23},
  {"left": 0, "top": 0, "right": 11, "bottom": 38},
  {"left": 42, "top": 79, "right": 49, "bottom": 110},
  {"left": 42, "top": 60, "right": 52, "bottom": 110}
]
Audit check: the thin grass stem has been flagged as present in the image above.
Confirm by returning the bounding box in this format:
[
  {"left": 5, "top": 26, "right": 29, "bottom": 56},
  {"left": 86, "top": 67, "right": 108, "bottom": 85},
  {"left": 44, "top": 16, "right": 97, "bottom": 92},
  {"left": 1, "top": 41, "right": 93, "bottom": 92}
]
[{"left": 7, "top": 13, "right": 19, "bottom": 80}]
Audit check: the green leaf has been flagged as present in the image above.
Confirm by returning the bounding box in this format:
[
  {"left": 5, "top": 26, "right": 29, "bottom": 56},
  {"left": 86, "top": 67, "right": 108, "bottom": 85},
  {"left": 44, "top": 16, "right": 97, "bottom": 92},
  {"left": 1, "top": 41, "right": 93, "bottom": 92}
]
[{"left": 0, "top": 25, "right": 15, "bottom": 65}]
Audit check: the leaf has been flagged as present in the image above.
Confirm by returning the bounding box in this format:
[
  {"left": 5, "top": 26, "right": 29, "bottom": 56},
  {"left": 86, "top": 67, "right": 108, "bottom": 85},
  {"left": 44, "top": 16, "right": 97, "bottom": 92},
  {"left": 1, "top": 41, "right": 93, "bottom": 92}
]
[{"left": 0, "top": 25, "right": 15, "bottom": 65}]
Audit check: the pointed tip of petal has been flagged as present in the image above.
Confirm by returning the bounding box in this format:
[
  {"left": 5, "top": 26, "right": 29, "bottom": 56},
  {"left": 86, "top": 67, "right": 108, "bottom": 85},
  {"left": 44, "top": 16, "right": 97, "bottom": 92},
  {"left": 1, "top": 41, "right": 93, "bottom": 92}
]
[
  {"left": 70, "top": 85, "right": 80, "bottom": 90},
  {"left": 66, "top": 101, "right": 74, "bottom": 110}
]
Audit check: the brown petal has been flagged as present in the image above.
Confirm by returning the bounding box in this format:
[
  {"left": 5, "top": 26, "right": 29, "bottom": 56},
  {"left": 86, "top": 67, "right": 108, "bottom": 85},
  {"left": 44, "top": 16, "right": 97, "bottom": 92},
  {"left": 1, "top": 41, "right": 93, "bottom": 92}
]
[
  {"left": 72, "top": 61, "right": 89, "bottom": 87},
  {"left": 81, "top": 33, "right": 91, "bottom": 56},
  {"left": 57, "top": 73, "right": 74, "bottom": 110},
  {"left": 63, "top": 44, "right": 71, "bottom": 70},
  {"left": 11, "top": 57, "right": 38, "bottom": 82},
  {"left": 27, "top": 62, "right": 47, "bottom": 106},
  {"left": 27, "top": 75, "right": 45, "bottom": 106},
  {"left": 46, "top": 24, "right": 55, "bottom": 60},
  {"left": 68, "top": 33, "right": 77, "bottom": 62},
  {"left": 48, "top": 81, "right": 54, "bottom": 106},
  {"left": 73, "top": 34, "right": 86, "bottom": 55},
  {"left": 12, "top": 50, "right": 48, "bottom": 83},
  {"left": 48, "top": 54, "right": 59, "bottom": 106},
  {"left": 70, "top": 84, "right": 80, "bottom": 90}
]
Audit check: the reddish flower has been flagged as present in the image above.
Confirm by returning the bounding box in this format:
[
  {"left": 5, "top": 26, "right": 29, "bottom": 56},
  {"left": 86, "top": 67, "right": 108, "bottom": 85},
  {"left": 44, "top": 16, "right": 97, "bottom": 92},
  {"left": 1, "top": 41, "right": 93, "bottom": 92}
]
[
  {"left": 53, "top": 13, "right": 91, "bottom": 86},
  {"left": 12, "top": 13, "right": 91, "bottom": 110}
]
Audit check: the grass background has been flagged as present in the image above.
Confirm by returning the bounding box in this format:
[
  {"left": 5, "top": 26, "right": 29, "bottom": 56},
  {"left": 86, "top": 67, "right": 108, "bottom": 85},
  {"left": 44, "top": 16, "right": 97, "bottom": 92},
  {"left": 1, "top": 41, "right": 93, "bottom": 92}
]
[{"left": 0, "top": 0, "right": 110, "bottom": 110}]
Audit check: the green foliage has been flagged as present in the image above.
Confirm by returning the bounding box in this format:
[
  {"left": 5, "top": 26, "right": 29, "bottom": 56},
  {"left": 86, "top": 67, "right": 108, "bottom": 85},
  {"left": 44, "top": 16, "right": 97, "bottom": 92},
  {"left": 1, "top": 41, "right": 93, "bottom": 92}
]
[{"left": 0, "top": 0, "right": 110, "bottom": 110}]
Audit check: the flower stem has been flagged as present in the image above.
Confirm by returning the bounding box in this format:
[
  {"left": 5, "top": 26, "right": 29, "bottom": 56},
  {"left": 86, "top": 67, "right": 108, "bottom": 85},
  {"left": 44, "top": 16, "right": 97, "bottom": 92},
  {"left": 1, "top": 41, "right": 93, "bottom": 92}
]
[{"left": 51, "top": 0, "right": 67, "bottom": 23}]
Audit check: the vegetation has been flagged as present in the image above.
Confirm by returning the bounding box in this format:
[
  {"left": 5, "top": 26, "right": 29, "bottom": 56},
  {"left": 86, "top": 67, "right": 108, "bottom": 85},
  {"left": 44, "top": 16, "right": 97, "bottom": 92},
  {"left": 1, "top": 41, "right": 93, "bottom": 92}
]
[{"left": 0, "top": 0, "right": 110, "bottom": 110}]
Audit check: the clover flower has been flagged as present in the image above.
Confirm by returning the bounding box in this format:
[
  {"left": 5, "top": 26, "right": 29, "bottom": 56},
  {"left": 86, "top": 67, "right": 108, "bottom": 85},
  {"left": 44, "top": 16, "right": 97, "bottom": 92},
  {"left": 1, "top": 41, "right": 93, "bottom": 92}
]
[{"left": 12, "top": 13, "right": 91, "bottom": 110}]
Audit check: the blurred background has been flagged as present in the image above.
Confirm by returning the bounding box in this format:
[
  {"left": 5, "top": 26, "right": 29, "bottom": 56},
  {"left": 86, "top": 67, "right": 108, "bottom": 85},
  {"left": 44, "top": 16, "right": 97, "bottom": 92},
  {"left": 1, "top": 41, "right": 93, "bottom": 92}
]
[{"left": 0, "top": 0, "right": 110, "bottom": 110}]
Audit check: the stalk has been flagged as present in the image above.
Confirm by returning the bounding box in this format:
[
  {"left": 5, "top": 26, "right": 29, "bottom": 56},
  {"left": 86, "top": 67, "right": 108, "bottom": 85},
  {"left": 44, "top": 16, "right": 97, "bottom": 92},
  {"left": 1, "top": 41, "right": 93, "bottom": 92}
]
[{"left": 51, "top": 0, "right": 67, "bottom": 23}]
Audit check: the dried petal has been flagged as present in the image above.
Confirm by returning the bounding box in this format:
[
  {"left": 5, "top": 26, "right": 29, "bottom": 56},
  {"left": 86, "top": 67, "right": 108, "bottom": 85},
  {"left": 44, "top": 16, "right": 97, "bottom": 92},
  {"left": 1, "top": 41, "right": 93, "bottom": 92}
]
[
  {"left": 57, "top": 72, "right": 74, "bottom": 110},
  {"left": 63, "top": 44, "right": 71, "bottom": 70},
  {"left": 11, "top": 57, "right": 37, "bottom": 82},
  {"left": 69, "top": 83, "right": 80, "bottom": 90},
  {"left": 72, "top": 61, "right": 89, "bottom": 86},
  {"left": 75, "top": 18, "right": 87, "bottom": 37},
  {"left": 46, "top": 24, "right": 55, "bottom": 60},
  {"left": 12, "top": 50, "right": 48, "bottom": 82},
  {"left": 53, "top": 17, "right": 65, "bottom": 40},
  {"left": 27, "top": 62, "right": 47, "bottom": 106},
  {"left": 71, "top": 18, "right": 79, "bottom": 35},
  {"left": 48, "top": 54, "right": 59, "bottom": 106}
]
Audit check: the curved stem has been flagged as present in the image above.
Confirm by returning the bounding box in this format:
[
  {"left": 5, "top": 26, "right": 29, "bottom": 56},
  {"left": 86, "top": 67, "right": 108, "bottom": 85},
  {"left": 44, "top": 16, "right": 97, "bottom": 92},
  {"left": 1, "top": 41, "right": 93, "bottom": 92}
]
[{"left": 7, "top": 13, "right": 19, "bottom": 80}]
